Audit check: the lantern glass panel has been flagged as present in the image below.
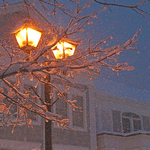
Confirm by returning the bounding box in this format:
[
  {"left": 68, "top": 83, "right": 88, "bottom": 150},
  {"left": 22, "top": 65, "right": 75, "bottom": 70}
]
[
  {"left": 64, "top": 42, "right": 75, "bottom": 57},
  {"left": 27, "top": 28, "right": 42, "bottom": 47},
  {"left": 15, "top": 28, "right": 26, "bottom": 48},
  {"left": 52, "top": 42, "right": 63, "bottom": 59},
  {"left": 53, "top": 42, "right": 76, "bottom": 59},
  {"left": 15, "top": 27, "right": 42, "bottom": 48}
]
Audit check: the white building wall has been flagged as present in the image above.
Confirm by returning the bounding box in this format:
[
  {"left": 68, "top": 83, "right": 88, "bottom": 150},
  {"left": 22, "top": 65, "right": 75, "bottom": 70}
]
[
  {"left": 88, "top": 86, "right": 97, "bottom": 150},
  {"left": 95, "top": 79, "right": 150, "bottom": 150},
  {"left": 0, "top": 139, "right": 42, "bottom": 150},
  {"left": 53, "top": 144, "right": 90, "bottom": 150},
  {"left": 96, "top": 91, "right": 150, "bottom": 134},
  {"left": 97, "top": 133, "right": 150, "bottom": 150}
]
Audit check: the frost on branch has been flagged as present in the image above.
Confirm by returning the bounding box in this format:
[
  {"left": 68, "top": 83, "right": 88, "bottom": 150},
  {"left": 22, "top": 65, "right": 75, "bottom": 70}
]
[
  {"left": 0, "top": 0, "right": 144, "bottom": 129},
  {"left": 94, "top": 0, "right": 150, "bottom": 19}
]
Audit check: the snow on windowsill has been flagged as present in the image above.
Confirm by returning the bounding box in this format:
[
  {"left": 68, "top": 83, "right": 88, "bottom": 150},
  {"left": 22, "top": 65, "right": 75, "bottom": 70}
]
[{"left": 97, "top": 130, "right": 150, "bottom": 137}]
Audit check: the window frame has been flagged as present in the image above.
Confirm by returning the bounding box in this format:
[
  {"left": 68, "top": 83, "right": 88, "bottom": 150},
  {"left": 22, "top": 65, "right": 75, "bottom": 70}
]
[
  {"left": 121, "top": 112, "right": 142, "bottom": 133},
  {"left": 22, "top": 83, "right": 42, "bottom": 125},
  {"left": 72, "top": 94, "right": 84, "bottom": 127},
  {"left": 0, "top": 79, "right": 42, "bottom": 126},
  {"left": 52, "top": 84, "right": 87, "bottom": 132},
  {"left": 55, "top": 92, "right": 68, "bottom": 119}
]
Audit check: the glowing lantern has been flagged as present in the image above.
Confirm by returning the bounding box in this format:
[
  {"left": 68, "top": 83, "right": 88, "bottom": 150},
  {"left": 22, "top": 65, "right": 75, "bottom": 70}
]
[
  {"left": 15, "top": 27, "right": 42, "bottom": 49},
  {"left": 12, "top": 19, "right": 42, "bottom": 53},
  {"left": 52, "top": 39, "right": 77, "bottom": 59}
]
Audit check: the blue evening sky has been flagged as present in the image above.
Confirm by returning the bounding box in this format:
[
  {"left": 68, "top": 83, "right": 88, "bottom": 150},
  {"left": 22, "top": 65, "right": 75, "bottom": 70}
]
[
  {"left": 1, "top": 0, "right": 150, "bottom": 93},
  {"left": 92, "top": 1, "right": 150, "bottom": 92}
]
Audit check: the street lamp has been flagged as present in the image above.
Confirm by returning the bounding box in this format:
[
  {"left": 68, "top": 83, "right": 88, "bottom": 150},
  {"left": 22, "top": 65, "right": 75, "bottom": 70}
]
[
  {"left": 12, "top": 19, "right": 42, "bottom": 54},
  {"left": 45, "top": 38, "right": 77, "bottom": 150},
  {"left": 12, "top": 20, "right": 77, "bottom": 150},
  {"left": 52, "top": 38, "right": 77, "bottom": 59}
]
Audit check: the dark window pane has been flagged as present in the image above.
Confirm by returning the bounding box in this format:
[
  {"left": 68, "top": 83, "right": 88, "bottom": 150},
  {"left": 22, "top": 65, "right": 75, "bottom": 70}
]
[
  {"left": 24, "top": 85, "right": 37, "bottom": 121},
  {"left": 123, "top": 128, "right": 131, "bottom": 133},
  {"left": 56, "top": 108, "right": 68, "bottom": 119},
  {"left": 56, "top": 96, "right": 67, "bottom": 108},
  {"left": 73, "top": 111, "right": 83, "bottom": 127},
  {"left": 133, "top": 119, "right": 141, "bottom": 131},
  {"left": 72, "top": 95, "right": 84, "bottom": 127},
  {"left": 112, "top": 110, "right": 121, "bottom": 132},
  {"left": 142, "top": 116, "right": 150, "bottom": 131},
  {"left": 56, "top": 93, "right": 68, "bottom": 119},
  {"left": 2, "top": 84, "right": 18, "bottom": 119},
  {"left": 122, "top": 117, "right": 131, "bottom": 133},
  {"left": 72, "top": 95, "right": 83, "bottom": 109}
]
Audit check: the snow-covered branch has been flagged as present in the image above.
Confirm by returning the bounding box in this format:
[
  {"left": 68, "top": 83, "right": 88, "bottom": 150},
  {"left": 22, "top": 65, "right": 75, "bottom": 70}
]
[{"left": 0, "top": 0, "right": 146, "bottom": 129}]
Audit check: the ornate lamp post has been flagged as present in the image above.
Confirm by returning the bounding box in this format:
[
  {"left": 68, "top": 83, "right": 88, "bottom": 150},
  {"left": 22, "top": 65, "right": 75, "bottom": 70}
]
[
  {"left": 12, "top": 20, "right": 77, "bottom": 150},
  {"left": 45, "top": 38, "right": 77, "bottom": 150}
]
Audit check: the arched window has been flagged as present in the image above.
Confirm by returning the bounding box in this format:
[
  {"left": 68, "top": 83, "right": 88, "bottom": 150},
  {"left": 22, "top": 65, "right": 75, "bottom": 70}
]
[{"left": 122, "top": 112, "right": 141, "bottom": 133}]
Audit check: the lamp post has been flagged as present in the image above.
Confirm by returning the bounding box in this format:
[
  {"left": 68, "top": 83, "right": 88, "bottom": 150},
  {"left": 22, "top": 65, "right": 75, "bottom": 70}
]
[
  {"left": 45, "top": 38, "right": 77, "bottom": 150},
  {"left": 13, "top": 21, "right": 77, "bottom": 150},
  {"left": 45, "top": 75, "right": 52, "bottom": 150}
]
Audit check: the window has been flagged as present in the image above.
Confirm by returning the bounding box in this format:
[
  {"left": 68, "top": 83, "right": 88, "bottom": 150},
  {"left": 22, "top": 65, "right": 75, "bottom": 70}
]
[
  {"left": 122, "top": 117, "right": 131, "bottom": 133},
  {"left": 112, "top": 110, "right": 121, "bottom": 132},
  {"left": 142, "top": 115, "right": 150, "bottom": 131},
  {"left": 0, "top": 82, "right": 18, "bottom": 125},
  {"left": 72, "top": 94, "right": 84, "bottom": 127},
  {"left": 24, "top": 84, "right": 39, "bottom": 121},
  {"left": 112, "top": 110, "right": 142, "bottom": 133},
  {"left": 0, "top": 81, "right": 42, "bottom": 125},
  {"left": 55, "top": 92, "right": 68, "bottom": 119},
  {"left": 53, "top": 85, "right": 87, "bottom": 131},
  {"left": 21, "top": 83, "right": 42, "bottom": 125},
  {"left": 122, "top": 112, "right": 141, "bottom": 133}
]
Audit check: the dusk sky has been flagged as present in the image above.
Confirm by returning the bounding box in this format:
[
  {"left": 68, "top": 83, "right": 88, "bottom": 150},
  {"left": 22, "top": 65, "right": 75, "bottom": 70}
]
[
  {"left": 1, "top": 0, "right": 150, "bottom": 92},
  {"left": 93, "top": 2, "right": 150, "bottom": 91},
  {"left": 40, "top": 0, "right": 150, "bottom": 91},
  {"left": 77, "top": 1, "right": 150, "bottom": 92}
]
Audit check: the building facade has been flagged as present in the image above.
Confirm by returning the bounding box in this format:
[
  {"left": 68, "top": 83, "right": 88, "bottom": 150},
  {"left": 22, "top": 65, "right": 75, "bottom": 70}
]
[{"left": 95, "top": 78, "right": 150, "bottom": 150}]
